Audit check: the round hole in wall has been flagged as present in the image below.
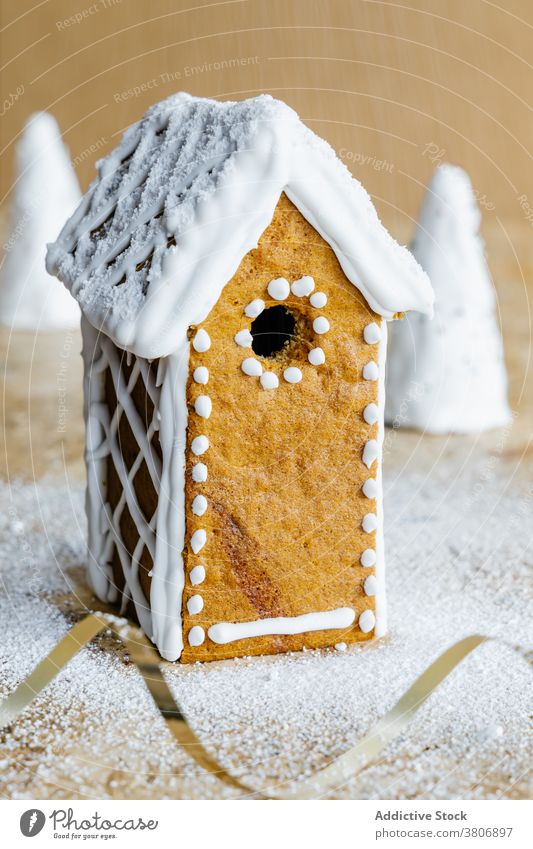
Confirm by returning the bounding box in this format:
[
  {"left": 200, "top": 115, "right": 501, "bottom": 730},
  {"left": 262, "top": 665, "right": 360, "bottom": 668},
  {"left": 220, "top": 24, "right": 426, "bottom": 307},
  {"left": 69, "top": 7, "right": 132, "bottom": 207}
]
[{"left": 250, "top": 306, "right": 296, "bottom": 357}]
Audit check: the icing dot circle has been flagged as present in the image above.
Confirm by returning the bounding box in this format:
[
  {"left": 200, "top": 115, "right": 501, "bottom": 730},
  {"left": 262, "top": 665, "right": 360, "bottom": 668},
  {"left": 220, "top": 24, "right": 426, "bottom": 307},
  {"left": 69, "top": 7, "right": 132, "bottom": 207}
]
[
  {"left": 192, "top": 494, "right": 208, "bottom": 516},
  {"left": 362, "top": 513, "right": 378, "bottom": 533},
  {"left": 189, "top": 565, "right": 206, "bottom": 586},
  {"left": 234, "top": 329, "right": 253, "bottom": 347},
  {"left": 364, "top": 575, "right": 378, "bottom": 596},
  {"left": 310, "top": 291, "right": 327, "bottom": 308},
  {"left": 260, "top": 371, "right": 279, "bottom": 390},
  {"left": 291, "top": 276, "right": 315, "bottom": 297},
  {"left": 363, "top": 361, "right": 379, "bottom": 381},
  {"left": 192, "top": 328, "right": 211, "bottom": 353},
  {"left": 363, "top": 402, "right": 378, "bottom": 424},
  {"left": 362, "top": 478, "right": 378, "bottom": 499},
  {"left": 244, "top": 298, "right": 265, "bottom": 318},
  {"left": 360, "top": 548, "right": 377, "bottom": 567},
  {"left": 191, "top": 529, "right": 207, "bottom": 554},
  {"left": 363, "top": 322, "right": 382, "bottom": 344},
  {"left": 192, "top": 462, "right": 208, "bottom": 482},
  {"left": 359, "top": 609, "right": 376, "bottom": 633},
  {"left": 191, "top": 435, "right": 209, "bottom": 456},
  {"left": 267, "top": 277, "right": 290, "bottom": 300},
  {"left": 193, "top": 366, "right": 209, "bottom": 385},
  {"left": 362, "top": 439, "right": 379, "bottom": 469},
  {"left": 284, "top": 367, "right": 302, "bottom": 384},
  {"left": 308, "top": 347, "right": 325, "bottom": 366},
  {"left": 188, "top": 625, "right": 205, "bottom": 646},
  {"left": 187, "top": 594, "right": 204, "bottom": 615},
  {"left": 313, "top": 316, "right": 330, "bottom": 335},
  {"left": 194, "top": 395, "right": 212, "bottom": 419},
  {"left": 241, "top": 357, "right": 263, "bottom": 376}
]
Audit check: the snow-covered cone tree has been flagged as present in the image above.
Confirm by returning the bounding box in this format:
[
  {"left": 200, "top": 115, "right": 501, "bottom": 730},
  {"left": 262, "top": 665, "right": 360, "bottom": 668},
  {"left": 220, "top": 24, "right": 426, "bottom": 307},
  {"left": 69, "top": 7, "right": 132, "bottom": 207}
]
[
  {"left": 0, "top": 112, "right": 81, "bottom": 329},
  {"left": 385, "top": 163, "right": 511, "bottom": 434}
]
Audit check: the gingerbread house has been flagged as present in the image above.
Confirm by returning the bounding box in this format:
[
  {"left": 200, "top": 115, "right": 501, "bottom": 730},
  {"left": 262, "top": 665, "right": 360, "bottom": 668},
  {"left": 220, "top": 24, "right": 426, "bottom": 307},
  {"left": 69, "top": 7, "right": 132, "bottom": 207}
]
[{"left": 46, "top": 93, "right": 433, "bottom": 662}]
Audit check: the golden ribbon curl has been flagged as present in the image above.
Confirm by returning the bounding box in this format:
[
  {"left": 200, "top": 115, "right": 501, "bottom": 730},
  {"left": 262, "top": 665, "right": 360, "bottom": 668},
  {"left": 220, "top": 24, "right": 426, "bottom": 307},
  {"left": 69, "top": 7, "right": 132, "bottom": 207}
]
[{"left": 0, "top": 615, "right": 506, "bottom": 799}]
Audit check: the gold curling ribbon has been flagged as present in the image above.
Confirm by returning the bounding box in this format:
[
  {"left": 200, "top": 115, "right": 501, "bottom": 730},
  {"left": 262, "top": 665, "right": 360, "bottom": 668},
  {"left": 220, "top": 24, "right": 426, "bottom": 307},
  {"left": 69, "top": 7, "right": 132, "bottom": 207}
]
[{"left": 0, "top": 616, "right": 496, "bottom": 799}]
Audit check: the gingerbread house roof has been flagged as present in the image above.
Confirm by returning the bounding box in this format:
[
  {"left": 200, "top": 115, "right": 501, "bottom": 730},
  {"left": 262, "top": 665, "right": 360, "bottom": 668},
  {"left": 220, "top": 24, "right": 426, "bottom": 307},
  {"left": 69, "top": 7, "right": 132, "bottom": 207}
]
[{"left": 46, "top": 92, "right": 434, "bottom": 359}]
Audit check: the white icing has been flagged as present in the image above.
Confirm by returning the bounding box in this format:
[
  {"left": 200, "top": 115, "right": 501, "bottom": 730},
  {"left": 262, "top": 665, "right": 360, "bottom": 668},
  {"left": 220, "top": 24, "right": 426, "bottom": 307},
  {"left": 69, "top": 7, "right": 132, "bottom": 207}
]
[
  {"left": 192, "top": 328, "right": 211, "bottom": 353},
  {"left": 260, "top": 371, "right": 279, "bottom": 390},
  {"left": 0, "top": 112, "right": 80, "bottom": 330},
  {"left": 363, "top": 361, "right": 379, "bottom": 380},
  {"left": 193, "top": 366, "right": 209, "bottom": 384},
  {"left": 360, "top": 548, "right": 377, "bottom": 567},
  {"left": 267, "top": 277, "right": 290, "bottom": 300},
  {"left": 308, "top": 347, "right": 325, "bottom": 366},
  {"left": 283, "top": 366, "right": 302, "bottom": 384},
  {"left": 194, "top": 395, "right": 212, "bottom": 419},
  {"left": 244, "top": 298, "right": 265, "bottom": 318},
  {"left": 189, "top": 565, "right": 206, "bottom": 586},
  {"left": 363, "top": 322, "right": 382, "bottom": 344},
  {"left": 313, "top": 316, "right": 330, "bottom": 335},
  {"left": 187, "top": 594, "right": 204, "bottom": 615},
  {"left": 208, "top": 607, "right": 356, "bottom": 645},
  {"left": 386, "top": 163, "right": 510, "bottom": 434},
  {"left": 334, "top": 642, "right": 347, "bottom": 652},
  {"left": 362, "top": 439, "right": 379, "bottom": 469},
  {"left": 188, "top": 625, "right": 205, "bottom": 647},
  {"left": 363, "top": 402, "right": 378, "bottom": 424},
  {"left": 190, "top": 529, "right": 207, "bottom": 554},
  {"left": 291, "top": 276, "right": 315, "bottom": 296},
  {"left": 362, "top": 478, "right": 378, "bottom": 499},
  {"left": 192, "top": 462, "right": 208, "bottom": 482},
  {"left": 191, "top": 435, "right": 209, "bottom": 455},
  {"left": 364, "top": 575, "right": 378, "bottom": 596},
  {"left": 362, "top": 513, "right": 378, "bottom": 533},
  {"left": 359, "top": 609, "right": 376, "bottom": 633},
  {"left": 234, "top": 329, "right": 253, "bottom": 347},
  {"left": 374, "top": 321, "right": 387, "bottom": 637},
  {"left": 310, "top": 291, "right": 327, "bottom": 308},
  {"left": 241, "top": 357, "right": 263, "bottom": 376},
  {"left": 192, "top": 494, "right": 207, "bottom": 516}
]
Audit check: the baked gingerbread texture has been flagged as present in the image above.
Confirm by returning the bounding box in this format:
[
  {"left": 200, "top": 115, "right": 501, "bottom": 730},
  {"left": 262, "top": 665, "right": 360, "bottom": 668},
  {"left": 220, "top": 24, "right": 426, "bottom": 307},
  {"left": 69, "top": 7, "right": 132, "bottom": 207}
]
[{"left": 46, "top": 92, "right": 433, "bottom": 662}]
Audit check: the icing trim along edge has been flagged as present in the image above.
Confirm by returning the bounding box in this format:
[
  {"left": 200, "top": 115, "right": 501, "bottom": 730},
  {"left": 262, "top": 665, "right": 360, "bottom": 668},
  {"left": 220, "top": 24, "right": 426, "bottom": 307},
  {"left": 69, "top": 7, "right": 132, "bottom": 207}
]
[{"left": 207, "top": 607, "right": 356, "bottom": 645}]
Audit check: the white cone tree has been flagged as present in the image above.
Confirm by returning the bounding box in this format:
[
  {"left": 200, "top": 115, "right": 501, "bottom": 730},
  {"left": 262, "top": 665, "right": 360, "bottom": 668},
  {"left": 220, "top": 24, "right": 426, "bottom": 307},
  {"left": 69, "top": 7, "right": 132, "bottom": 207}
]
[
  {"left": 385, "top": 163, "right": 511, "bottom": 433},
  {"left": 0, "top": 112, "right": 81, "bottom": 329}
]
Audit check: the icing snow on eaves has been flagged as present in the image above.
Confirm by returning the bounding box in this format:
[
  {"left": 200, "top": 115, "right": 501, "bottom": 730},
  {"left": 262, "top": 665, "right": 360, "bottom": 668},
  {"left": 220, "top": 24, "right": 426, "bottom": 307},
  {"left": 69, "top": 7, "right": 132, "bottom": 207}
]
[{"left": 46, "top": 93, "right": 433, "bottom": 359}]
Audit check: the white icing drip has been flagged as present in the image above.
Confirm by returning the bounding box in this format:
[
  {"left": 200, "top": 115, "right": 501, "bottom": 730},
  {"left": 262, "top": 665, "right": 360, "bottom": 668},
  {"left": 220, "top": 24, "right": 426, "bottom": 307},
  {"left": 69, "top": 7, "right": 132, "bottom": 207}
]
[
  {"left": 308, "top": 347, "right": 325, "bottom": 366},
  {"left": 283, "top": 367, "right": 302, "bottom": 384},
  {"left": 192, "top": 328, "right": 211, "bottom": 353},
  {"left": 362, "top": 478, "right": 378, "bottom": 499},
  {"left": 234, "top": 329, "right": 253, "bottom": 347},
  {"left": 363, "top": 322, "right": 382, "bottom": 344},
  {"left": 241, "top": 357, "right": 263, "bottom": 376},
  {"left": 267, "top": 277, "right": 290, "bottom": 300},
  {"left": 364, "top": 575, "right": 378, "bottom": 596},
  {"left": 188, "top": 625, "right": 205, "bottom": 647},
  {"left": 244, "top": 298, "right": 265, "bottom": 318},
  {"left": 362, "top": 439, "right": 379, "bottom": 469},
  {"left": 192, "top": 494, "right": 207, "bottom": 516},
  {"left": 291, "top": 276, "right": 314, "bottom": 296},
  {"left": 191, "top": 462, "right": 207, "bottom": 482},
  {"left": 362, "top": 513, "right": 378, "bottom": 533},
  {"left": 194, "top": 395, "right": 212, "bottom": 419},
  {"left": 193, "top": 366, "right": 209, "bottom": 384},
  {"left": 313, "top": 316, "right": 330, "bottom": 335},
  {"left": 360, "top": 548, "right": 377, "bottom": 567},
  {"left": 363, "top": 402, "right": 378, "bottom": 424},
  {"left": 187, "top": 594, "right": 204, "bottom": 615},
  {"left": 190, "top": 529, "right": 207, "bottom": 554},
  {"left": 363, "top": 361, "right": 379, "bottom": 380},
  {"left": 191, "top": 435, "right": 209, "bottom": 455},
  {"left": 359, "top": 609, "right": 376, "bottom": 633},
  {"left": 310, "top": 291, "right": 327, "bottom": 308},
  {"left": 189, "top": 565, "right": 206, "bottom": 586},
  {"left": 208, "top": 607, "right": 356, "bottom": 645},
  {"left": 260, "top": 372, "right": 279, "bottom": 390}
]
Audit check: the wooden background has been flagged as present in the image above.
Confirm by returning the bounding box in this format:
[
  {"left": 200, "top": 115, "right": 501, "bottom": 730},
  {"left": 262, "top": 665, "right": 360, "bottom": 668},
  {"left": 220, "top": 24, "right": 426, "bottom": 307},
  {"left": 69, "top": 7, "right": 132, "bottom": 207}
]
[{"left": 1, "top": 0, "right": 533, "bottom": 228}]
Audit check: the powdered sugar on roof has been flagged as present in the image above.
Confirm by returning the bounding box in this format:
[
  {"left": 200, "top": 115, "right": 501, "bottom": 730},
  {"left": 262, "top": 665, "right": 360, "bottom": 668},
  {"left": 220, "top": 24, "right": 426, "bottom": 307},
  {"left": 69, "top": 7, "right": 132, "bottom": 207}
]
[{"left": 47, "top": 92, "right": 433, "bottom": 358}]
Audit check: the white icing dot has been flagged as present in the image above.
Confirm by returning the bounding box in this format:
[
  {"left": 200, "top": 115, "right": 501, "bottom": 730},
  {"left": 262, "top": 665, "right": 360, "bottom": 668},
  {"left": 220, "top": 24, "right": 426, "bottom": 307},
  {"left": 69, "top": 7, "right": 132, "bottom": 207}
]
[
  {"left": 191, "top": 435, "right": 209, "bottom": 455},
  {"left": 291, "top": 276, "right": 315, "bottom": 296},
  {"left": 360, "top": 548, "right": 377, "bottom": 567},
  {"left": 193, "top": 366, "right": 209, "bottom": 385},
  {"left": 192, "top": 462, "right": 208, "bottom": 482},
  {"left": 364, "top": 575, "right": 378, "bottom": 596},
  {"left": 362, "top": 478, "right": 378, "bottom": 499},
  {"left": 189, "top": 565, "right": 206, "bottom": 586},
  {"left": 260, "top": 371, "right": 279, "bottom": 390},
  {"left": 244, "top": 298, "right": 265, "bottom": 318},
  {"left": 362, "top": 513, "right": 378, "bottom": 533},
  {"left": 310, "top": 291, "right": 327, "bottom": 308},
  {"left": 241, "top": 357, "right": 263, "bottom": 376},
  {"left": 191, "top": 529, "right": 207, "bottom": 554},
  {"left": 192, "top": 494, "right": 208, "bottom": 516},
  {"left": 308, "top": 347, "right": 325, "bottom": 366},
  {"left": 194, "top": 395, "right": 212, "bottom": 419},
  {"left": 267, "top": 277, "right": 290, "bottom": 300},
  {"left": 283, "top": 367, "right": 302, "bottom": 384},
  {"left": 234, "top": 329, "right": 253, "bottom": 347},
  {"left": 192, "top": 328, "right": 211, "bottom": 353},
  {"left": 313, "top": 316, "right": 330, "bottom": 335},
  {"left": 363, "top": 402, "right": 379, "bottom": 424},
  {"left": 363, "top": 361, "right": 379, "bottom": 380},
  {"left": 335, "top": 642, "right": 347, "bottom": 652},
  {"left": 359, "top": 609, "right": 376, "bottom": 633},
  {"left": 363, "top": 322, "right": 382, "bottom": 344},
  {"left": 188, "top": 625, "right": 205, "bottom": 646},
  {"left": 362, "top": 439, "right": 379, "bottom": 469},
  {"left": 187, "top": 594, "right": 204, "bottom": 615}
]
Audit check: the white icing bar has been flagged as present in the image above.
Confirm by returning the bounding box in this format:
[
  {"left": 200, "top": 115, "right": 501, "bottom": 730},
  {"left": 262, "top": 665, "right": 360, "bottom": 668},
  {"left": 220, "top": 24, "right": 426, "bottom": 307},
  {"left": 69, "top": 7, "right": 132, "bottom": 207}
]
[{"left": 208, "top": 607, "right": 355, "bottom": 645}]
